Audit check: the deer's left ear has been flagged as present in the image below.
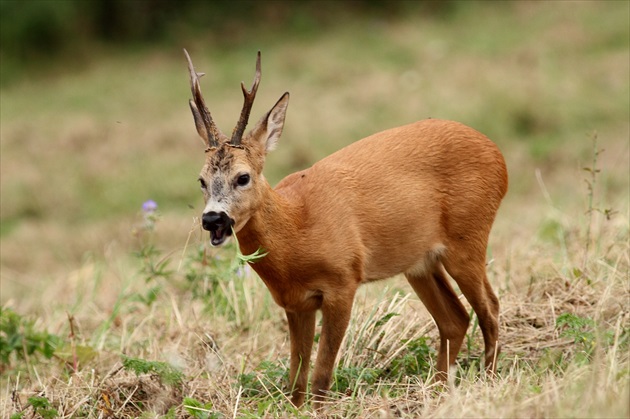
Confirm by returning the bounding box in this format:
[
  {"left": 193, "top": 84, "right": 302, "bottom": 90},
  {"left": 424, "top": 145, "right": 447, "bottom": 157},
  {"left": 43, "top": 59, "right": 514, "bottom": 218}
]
[{"left": 250, "top": 92, "right": 289, "bottom": 153}]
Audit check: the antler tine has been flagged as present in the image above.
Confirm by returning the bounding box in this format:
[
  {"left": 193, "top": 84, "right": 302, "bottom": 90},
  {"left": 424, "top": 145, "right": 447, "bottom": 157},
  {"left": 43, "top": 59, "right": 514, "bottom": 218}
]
[
  {"left": 183, "top": 48, "right": 220, "bottom": 149},
  {"left": 230, "top": 51, "right": 262, "bottom": 147}
]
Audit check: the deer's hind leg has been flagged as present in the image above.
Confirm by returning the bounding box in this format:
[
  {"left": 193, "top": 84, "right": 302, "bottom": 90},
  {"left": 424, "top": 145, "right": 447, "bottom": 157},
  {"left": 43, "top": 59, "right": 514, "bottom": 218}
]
[
  {"left": 405, "top": 262, "right": 470, "bottom": 381},
  {"left": 442, "top": 244, "right": 500, "bottom": 374}
]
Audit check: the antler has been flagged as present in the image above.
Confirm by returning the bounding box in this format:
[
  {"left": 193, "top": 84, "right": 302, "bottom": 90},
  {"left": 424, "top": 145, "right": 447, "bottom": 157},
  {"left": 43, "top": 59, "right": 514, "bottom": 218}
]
[
  {"left": 230, "top": 51, "right": 261, "bottom": 147},
  {"left": 184, "top": 48, "right": 222, "bottom": 149}
]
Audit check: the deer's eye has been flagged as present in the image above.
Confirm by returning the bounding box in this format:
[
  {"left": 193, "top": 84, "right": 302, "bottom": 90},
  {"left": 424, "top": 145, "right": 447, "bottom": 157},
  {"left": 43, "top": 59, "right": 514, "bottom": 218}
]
[
  {"left": 236, "top": 173, "right": 250, "bottom": 187},
  {"left": 198, "top": 178, "right": 207, "bottom": 189}
]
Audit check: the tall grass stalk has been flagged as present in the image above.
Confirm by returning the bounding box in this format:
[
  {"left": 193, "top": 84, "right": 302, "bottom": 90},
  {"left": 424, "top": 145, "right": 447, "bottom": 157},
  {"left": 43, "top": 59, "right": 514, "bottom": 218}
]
[{"left": 582, "top": 131, "right": 603, "bottom": 272}]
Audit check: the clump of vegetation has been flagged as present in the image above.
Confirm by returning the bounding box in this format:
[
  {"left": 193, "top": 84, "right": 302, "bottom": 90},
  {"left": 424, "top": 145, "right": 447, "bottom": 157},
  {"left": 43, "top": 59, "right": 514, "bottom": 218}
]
[
  {"left": 384, "top": 337, "right": 434, "bottom": 380},
  {"left": 121, "top": 355, "right": 184, "bottom": 387},
  {"left": 10, "top": 396, "right": 59, "bottom": 419},
  {"left": 556, "top": 312, "right": 619, "bottom": 365},
  {"left": 0, "top": 307, "right": 61, "bottom": 373},
  {"left": 237, "top": 360, "right": 289, "bottom": 399},
  {"left": 183, "top": 397, "right": 223, "bottom": 419}
]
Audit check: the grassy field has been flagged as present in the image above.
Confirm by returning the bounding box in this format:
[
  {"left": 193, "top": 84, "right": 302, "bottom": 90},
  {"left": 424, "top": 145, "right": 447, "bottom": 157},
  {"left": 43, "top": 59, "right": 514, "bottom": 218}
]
[{"left": 1, "top": 1, "right": 629, "bottom": 417}]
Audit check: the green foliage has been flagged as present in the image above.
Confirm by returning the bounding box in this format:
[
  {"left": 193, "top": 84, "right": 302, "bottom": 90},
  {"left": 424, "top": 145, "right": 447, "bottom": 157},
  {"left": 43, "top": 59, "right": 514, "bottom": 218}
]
[
  {"left": 235, "top": 361, "right": 306, "bottom": 418},
  {"left": 384, "top": 337, "right": 434, "bottom": 380},
  {"left": 183, "top": 230, "right": 265, "bottom": 302},
  {"left": 233, "top": 235, "right": 268, "bottom": 265},
  {"left": 236, "top": 334, "right": 435, "bottom": 403},
  {"left": 237, "top": 360, "right": 289, "bottom": 398},
  {"left": 0, "top": 1, "right": 456, "bottom": 53},
  {"left": 0, "top": 0, "right": 78, "bottom": 54},
  {"left": 179, "top": 237, "right": 268, "bottom": 324},
  {"left": 121, "top": 355, "right": 183, "bottom": 387},
  {"left": 0, "top": 0, "right": 465, "bottom": 87},
  {"left": 130, "top": 284, "right": 164, "bottom": 307},
  {"left": 332, "top": 366, "right": 381, "bottom": 394},
  {"left": 0, "top": 307, "right": 61, "bottom": 370},
  {"left": 128, "top": 203, "right": 172, "bottom": 307},
  {"left": 28, "top": 397, "right": 58, "bottom": 419},
  {"left": 10, "top": 396, "right": 59, "bottom": 419},
  {"left": 180, "top": 245, "right": 225, "bottom": 302},
  {"left": 556, "top": 313, "right": 614, "bottom": 364},
  {"left": 161, "top": 407, "right": 177, "bottom": 419},
  {"left": 135, "top": 245, "right": 173, "bottom": 284},
  {"left": 183, "top": 397, "right": 222, "bottom": 419}
]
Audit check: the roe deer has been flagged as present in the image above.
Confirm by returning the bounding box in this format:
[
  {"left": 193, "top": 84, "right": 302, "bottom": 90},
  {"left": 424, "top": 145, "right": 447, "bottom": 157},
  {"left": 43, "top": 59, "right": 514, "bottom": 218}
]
[{"left": 183, "top": 49, "right": 508, "bottom": 409}]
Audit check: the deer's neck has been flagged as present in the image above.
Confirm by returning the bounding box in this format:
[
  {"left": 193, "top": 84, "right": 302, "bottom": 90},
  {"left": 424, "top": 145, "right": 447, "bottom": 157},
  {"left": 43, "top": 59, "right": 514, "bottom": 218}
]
[{"left": 235, "top": 181, "right": 301, "bottom": 278}]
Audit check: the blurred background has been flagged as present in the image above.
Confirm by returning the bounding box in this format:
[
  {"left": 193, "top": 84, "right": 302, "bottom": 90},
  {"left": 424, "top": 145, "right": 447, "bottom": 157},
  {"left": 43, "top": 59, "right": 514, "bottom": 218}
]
[{"left": 1, "top": 0, "right": 628, "bottom": 300}]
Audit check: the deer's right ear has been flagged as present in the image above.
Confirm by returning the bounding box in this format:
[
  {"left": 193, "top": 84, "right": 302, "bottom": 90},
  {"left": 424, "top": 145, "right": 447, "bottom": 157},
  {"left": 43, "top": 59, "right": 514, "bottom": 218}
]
[{"left": 250, "top": 92, "right": 289, "bottom": 153}]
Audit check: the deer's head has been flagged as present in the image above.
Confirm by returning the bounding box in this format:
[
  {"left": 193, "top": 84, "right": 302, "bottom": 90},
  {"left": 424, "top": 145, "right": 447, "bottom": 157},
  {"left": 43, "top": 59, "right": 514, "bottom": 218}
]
[{"left": 184, "top": 50, "right": 289, "bottom": 246}]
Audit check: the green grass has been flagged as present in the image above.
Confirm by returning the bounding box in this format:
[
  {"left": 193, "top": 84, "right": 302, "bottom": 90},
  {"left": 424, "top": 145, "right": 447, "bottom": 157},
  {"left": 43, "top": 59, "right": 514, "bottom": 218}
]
[{"left": 1, "top": 1, "right": 629, "bottom": 417}]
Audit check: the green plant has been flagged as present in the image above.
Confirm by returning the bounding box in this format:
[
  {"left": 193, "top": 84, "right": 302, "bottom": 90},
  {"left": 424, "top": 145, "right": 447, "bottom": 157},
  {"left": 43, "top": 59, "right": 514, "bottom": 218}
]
[
  {"left": 556, "top": 313, "right": 613, "bottom": 364},
  {"left": 0, "top": 307, "right": 61, "bottom": 372},
  {"left": 136, "top": 244, "right": 172, "bottom": 281},
  {"left": 121, "top": 355, "right": 184, "bottom": 387},
  {"left": 237, "top": 360, "right": 289, "bottom": 398},
  {"left": 385, "top": 337, "right": 434, "bottom": 380},
  {"left": 581, "top": 132, "right": 617, "bottom": 271},
  {"left": 10, "top": 396, "right": 59, "bottom": 419},
  {"left": 180, "top": 243, "right": 231, "bottom": 303},
  {"left": 130, "top": 201, "right": 172, "bottom": 307},
  {"left": 179, "top": 232, "right": 268, "bottom": 325},
  {"left": 183, "top": 397, "right": 222, "bottom": 419},
  {"left": 332, "top": 365, "right": 381, "bottom": 394}
]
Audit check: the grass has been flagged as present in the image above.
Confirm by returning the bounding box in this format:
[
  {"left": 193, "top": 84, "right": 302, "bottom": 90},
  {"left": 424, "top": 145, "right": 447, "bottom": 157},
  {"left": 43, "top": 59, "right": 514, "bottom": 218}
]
[
  {"left": 2, "top": 222, "right": 628, "bottom": 417},
  {"left": 1, "top": 1, "right": 629, "bottom": 417}
]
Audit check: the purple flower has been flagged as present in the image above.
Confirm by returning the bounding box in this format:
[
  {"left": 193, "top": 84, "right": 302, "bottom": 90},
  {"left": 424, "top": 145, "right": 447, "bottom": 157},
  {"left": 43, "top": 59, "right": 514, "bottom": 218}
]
[{"left": 142, "top": 200, "right": 158, "bottom": 213}]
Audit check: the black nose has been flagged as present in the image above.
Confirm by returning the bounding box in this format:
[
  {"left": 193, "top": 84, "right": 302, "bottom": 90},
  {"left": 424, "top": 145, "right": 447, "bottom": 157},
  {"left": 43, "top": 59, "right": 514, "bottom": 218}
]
[{"left": 202, "top": 211, "right": 232, "bottom": 232}]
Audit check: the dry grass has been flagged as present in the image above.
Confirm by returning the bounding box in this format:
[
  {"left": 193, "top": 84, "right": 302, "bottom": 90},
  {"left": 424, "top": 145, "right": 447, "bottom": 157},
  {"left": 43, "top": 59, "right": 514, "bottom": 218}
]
[
  {"left": 1, "top": 1, "right": 629, "bottom": 418},
  {"left": 2, "top": 210, "right": 628, "bottom": 417}
]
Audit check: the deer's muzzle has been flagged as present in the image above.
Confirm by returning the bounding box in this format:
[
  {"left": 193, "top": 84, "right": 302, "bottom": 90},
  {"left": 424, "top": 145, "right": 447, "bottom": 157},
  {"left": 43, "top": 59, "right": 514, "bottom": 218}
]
[{"left": 202, "top": 211, "right": 234, "bottom": 246}]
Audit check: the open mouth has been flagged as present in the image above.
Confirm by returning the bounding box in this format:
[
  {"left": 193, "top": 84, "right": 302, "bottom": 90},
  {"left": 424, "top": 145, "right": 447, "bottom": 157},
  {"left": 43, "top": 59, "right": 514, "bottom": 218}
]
[{"left": 210, "top": 225, "right": 233, "bottom": 246}]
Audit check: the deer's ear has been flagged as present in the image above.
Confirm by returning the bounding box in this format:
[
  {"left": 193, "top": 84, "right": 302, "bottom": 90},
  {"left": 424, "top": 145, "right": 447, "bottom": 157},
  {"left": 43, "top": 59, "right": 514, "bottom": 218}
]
[{"left": 250, "top": 92, "right": 289, "bottom": 153}]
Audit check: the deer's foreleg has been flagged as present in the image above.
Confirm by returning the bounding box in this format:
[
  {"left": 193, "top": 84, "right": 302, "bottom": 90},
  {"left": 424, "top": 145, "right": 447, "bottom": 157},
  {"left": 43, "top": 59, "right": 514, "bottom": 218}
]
[
  {"left": 310, "top": 289, "right": 356, "bottom": 410},
  {"left": 286, "top": 310, "right": 316, "bottom": 407}
]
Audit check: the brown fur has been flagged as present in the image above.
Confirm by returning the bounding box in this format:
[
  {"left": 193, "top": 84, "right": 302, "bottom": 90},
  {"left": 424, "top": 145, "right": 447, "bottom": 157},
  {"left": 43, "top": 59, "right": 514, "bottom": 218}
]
[{"left": 186, "top": 52, "right": 508, "bottom": 410}]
